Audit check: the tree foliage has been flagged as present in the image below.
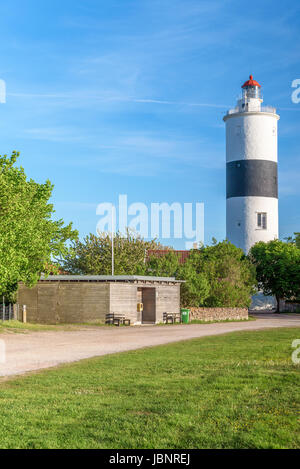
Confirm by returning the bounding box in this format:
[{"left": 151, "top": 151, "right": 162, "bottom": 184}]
[
  {"left": 61, "top": 233, "right": 256, "bottom": 308},
  {"left": 179, "top": 241, "right": 256, "bottom": 307},
  {"left": 143, "top": 250, "right": 211, "bottom": 306},
  {"left": 145, "top": 251, "right": 181, "bottom": 278},
  {"left": 286, "top": 232, "right": 300, "bottom": 249},
  {"left": 61, "top": 229, "right": 167, "bottom": 275},
  {"left": 62, "top": 233, "right": 256, "bottom": 307},
  {"left": 249, "top": 239, "right": 300, "bottom": 311},
  {"left": 179, "top": 260, "right": 210, "bottom": 307},
  {"left": 0, "top": 152, "right": 78, "bottom": 298}
]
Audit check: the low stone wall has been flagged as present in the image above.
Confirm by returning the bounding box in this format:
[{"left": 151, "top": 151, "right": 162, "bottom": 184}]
[{"left": 189, "top": 307, "right": 248, "bottom": 322}]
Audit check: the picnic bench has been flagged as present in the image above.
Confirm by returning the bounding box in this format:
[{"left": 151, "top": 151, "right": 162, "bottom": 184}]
[
  {"left": 163, "top": 312, "right": 182, "bottom": 324},
  {"left": 105, "top": 313, "right": 131, "bottom": 327}
]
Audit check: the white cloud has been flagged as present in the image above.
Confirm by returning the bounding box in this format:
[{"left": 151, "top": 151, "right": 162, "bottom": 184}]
[{"left": 8, "top": 89, "right": 228, "bottom": 110}]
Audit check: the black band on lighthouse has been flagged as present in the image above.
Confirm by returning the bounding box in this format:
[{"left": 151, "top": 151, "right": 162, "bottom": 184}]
[{"left": 226, "top": 159, "right": 278, "bottom": 199}]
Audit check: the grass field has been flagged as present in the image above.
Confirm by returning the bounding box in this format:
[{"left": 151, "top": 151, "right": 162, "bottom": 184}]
[
  {"left": 0, "top": 328, "right": 299, "bottom": 449},
  {"left": 0, "top": 320, "right": 117, "bottom": 333},
  {"left": 0, "top": 320, "right": 80, "bottom": 333},
  {"left": 0, "top": 317, "right": 255, "bottom": 333}
]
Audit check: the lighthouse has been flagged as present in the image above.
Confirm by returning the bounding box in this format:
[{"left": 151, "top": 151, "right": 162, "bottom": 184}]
[{"left": 223, "top": 75, "right": 280, "bottom": 253}]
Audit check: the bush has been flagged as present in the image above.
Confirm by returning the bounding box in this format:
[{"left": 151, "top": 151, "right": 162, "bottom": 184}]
[
  {"left": 249, "top": 239, "right": 300, "bottom": 312},
  {"left": 180, "top": 241, "right": 256, "bottom": 308}
]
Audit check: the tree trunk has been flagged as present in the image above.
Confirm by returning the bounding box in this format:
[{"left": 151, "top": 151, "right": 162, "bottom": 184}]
[{"left": 275, "top": 295, "right": 280, "bottom": 313}]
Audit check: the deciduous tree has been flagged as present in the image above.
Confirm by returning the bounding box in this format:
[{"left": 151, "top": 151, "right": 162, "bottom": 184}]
[
  {"left": 0, "top": 152, "right": 78, "bottom": 299},
  {"left": 249, "top": 239, "right": 300, "bottom": 311},
  {"left": 181, "top": 241, "right": 256, "bottom": 308},
  {"left": 145, "top": 251, "right": 180, "bottom": 278},
  {"left": 61, "top": 229, "right": 166, "bottom": 275}
]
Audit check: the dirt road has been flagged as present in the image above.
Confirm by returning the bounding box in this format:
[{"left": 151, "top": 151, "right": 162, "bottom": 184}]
[{"left": 0, "top": 313, "right": 299, "bottom": 378}]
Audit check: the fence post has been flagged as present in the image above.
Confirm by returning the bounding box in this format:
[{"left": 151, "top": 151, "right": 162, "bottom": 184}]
[
  {"left": 2, "top": 296, "right": 4, "bottom": 321},
  {"left": 22, "top": 305, "right": 27, "bottom": 323},
  {"left": 13, "top": 304, "right": 18, "bottom": 321}
]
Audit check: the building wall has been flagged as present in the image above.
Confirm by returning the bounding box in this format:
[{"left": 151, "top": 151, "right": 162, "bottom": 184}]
[
  {"left": 156, "top": 284, "right": 180, "bottom": 323},
  {"left": 18, "top": 282, "right": 110, "bottom": 324},
  {"left": 18, "top": 283, "right": 40, "bottom": 322},
  {"left": 18, "top": 281, "right": 181, "bottom": 325},
  {"left": 225, "top": 112, "right": 278, "bottom": 163},
  {"left": 56, "top": 282, "right": 110, "bottom": 323},
  {"left": 109, "top": 283, "right": 138, "bottom": 324},
  {"left": 226, "top": 196, "right": 278, "bottom": 253},
  {"left": 225, "top": 111, "right": 279, "bottom": 254},
  {"left": 109, "top": 283, "right": 180, "bottom": 324}
]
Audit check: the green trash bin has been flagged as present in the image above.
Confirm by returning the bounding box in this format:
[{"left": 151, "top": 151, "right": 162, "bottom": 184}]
[{"left": 181, "top": 308, "right": 190, "bottom": 324}]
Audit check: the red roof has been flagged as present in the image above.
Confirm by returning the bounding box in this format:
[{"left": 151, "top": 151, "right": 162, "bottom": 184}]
[
  {"left": 147, "top": 250, "right": 191, "bottom": 265},
  {"left": 242, "top": 75, "right": 261, "bottom": 88}
]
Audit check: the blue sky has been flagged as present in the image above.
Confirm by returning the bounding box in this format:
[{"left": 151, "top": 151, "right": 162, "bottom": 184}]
[{"left": 0, "top": 0, "right": 299, "bottom": 248}]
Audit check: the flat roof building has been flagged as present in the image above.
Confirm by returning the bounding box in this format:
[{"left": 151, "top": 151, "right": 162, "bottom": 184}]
[{"left": 17, "top": 275, "right": 183, "bottom": 325}]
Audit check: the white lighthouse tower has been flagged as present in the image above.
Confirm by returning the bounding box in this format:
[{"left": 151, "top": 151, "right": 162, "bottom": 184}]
[{"left": 224, "top": 75, "right": 280, "bottom": 254}]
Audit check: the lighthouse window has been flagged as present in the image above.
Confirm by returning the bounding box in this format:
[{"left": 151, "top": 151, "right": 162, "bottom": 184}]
[{"left": 257, "top": 212, "right": 267, "bottom": 230}]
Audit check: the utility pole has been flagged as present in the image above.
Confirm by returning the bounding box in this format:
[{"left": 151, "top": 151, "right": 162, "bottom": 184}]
[{"left": 112, "top": 207, "right": 115, "bottom": 276}]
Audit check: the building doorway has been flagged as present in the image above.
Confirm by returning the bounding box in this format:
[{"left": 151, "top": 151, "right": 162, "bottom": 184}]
[{"left": 141, "top": 288, "right": 156, "bottom": 324}]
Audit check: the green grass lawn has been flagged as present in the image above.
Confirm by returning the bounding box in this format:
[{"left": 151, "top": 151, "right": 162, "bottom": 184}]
[
  {"left": 0, "top": 320, "right": 84, "bottom": 333},
  {"left": 0, "top": 320, "right": 58, "bottom": 333},
  {"left": 0, "top": 328, "right": 299, "bottom": 449},
  {"left": 0, "top": 320, "right": 118, "bottom": 333},
  {"left": 0, "top": 317, "right": 254, "bottom": 333}
]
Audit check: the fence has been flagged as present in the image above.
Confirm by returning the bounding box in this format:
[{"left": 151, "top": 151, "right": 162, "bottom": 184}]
[
  {"left": 226, "top": 105, "right": 277, "bottom": 116},
  {"left": 0, "top": 303, "right": 20, "bottom": 321}
]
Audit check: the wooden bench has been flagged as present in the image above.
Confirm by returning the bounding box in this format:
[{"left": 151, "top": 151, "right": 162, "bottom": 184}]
[
  {"left": 163, "top": 312, "right": 182, "bottom": 324},
  {"left": 105, "top": 313, "right": 131, "bottom": 326}
]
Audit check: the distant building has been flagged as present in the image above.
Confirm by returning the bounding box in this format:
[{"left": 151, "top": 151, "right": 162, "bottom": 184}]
[
  {"left": 18, "top": 275, "right": 183, "bottom": 325},
  {"left": 147, "top": 249, "right": 191, "bottom": 264}
]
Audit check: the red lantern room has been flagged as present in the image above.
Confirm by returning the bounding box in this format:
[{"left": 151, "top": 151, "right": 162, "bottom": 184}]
[{"left": 242, "top": 75, "right": 262, "bottom": 99}]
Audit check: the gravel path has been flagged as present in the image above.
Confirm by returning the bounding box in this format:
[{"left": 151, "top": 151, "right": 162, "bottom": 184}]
[{"left": 0, "top": 313, "right": 299, "bottom": 378}]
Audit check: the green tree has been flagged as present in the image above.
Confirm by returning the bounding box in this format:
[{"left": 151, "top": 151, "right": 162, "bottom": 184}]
[
  {"left": 0, "top": 152, "right": 78, "bottom": 299},
  {"left": 179, "top": 259, "right": 210, "bottom": 307},
  {"left": 249, "top": 239, "right": 300, "bottom": 311},
  {"left": 286, "top": 232, "right": 300, "bottom": 249},
  {"left": 181, "top": 241, "right": 256, "bottom": 308},
  {"left": 145, "top": 251, "right": 180, "bottom": 278},
  {"left": 202, "top": 241, "right": 256, "bottom": 307},
  {"left": 61, "top": 229, "right": 167, "bottom": 275}
]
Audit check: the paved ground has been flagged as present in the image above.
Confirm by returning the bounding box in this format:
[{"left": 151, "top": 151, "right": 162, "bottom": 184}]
[{"left": 0, "top": 313, "right": 299, "bottom": 378}]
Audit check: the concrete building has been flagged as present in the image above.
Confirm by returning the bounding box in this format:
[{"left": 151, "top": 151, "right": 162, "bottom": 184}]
[
  {"left": 224, "top": 75, "right": 279, "bottom": 254},
  {"left": 17, "top": 275, "right": 183, "bottom": 325}
]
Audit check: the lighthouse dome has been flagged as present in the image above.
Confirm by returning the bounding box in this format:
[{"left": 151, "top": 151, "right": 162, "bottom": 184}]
[
  {"left": 241, "top": 74, "right": 262, "bottom": 100},
  {"left": 242, "top": 75, "right": 261, "bottom": 88}
]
